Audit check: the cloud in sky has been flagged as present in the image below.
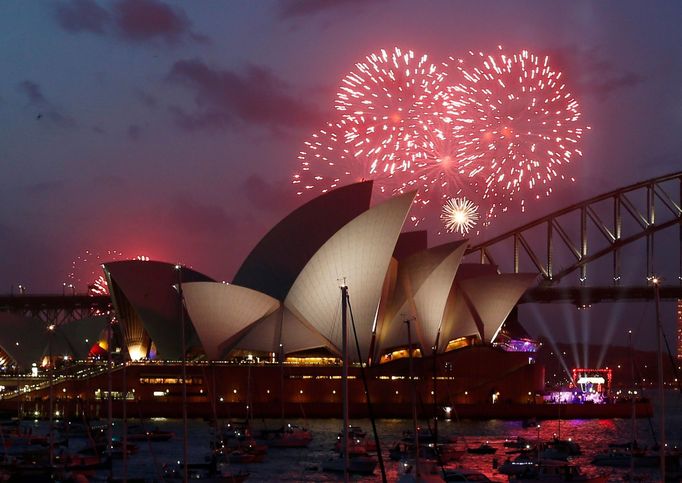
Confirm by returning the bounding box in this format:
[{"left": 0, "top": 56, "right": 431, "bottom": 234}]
[
  {"left": 54, "top": 0, "right": 207, "bottom": 45},
  {"left": 277, "top": 0, "right": 382, "bottom": 19},
  {"left": 548, "top": 45, "right": 645, "bottom": 101},
  {"left": 167, "top": 58, "right": 324, "bottom": 131},
  {"left": 55, "top": 0, "right": 110, "bottom": 34},
  {"left": 17, "top": 80, "right": 76, "bottom": 127},
  {"left": 241, "top": 174, "right": 298, "bottom": 212}
]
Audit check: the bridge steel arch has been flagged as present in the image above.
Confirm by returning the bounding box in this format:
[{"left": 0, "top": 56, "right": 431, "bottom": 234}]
[{"left": 467, "top": 171, "right": 682, "bottom": 286}]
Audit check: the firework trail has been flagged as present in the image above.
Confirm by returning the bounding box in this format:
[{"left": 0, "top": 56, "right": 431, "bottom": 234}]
[{"left": 445, "top": 46, "right": 587, "bottom": 211}]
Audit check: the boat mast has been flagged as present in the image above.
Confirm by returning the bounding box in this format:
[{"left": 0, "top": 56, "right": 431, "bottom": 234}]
[
  {"left": 122, "top": 332, "right": 129, "bottom": 481},
  {"left": 48, "top": 323, "right": 55, "bottom": 467},
  {"left": 107, "top": 315, "right": 113, "bottom": 480},
  {"left": 279, "top": 341, "right": 285, "bottom": 424},
  {"left": 653, "top": 278, "right": 665, "bottom": 479},
  {"left": 340, "top": 281, "right": 349, "bottom": 482},
  {"left": 177, "top": 265, "right": 189, "bottom": 483},
  {"left": 629, "top": 329, "right": 635, "bottom": 479},
  {"left": 405, "top": 317, "right": 419, "bottom": 479}
]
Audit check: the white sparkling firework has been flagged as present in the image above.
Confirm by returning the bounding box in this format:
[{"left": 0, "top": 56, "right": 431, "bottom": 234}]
[{"left": 441, "top": 197, "right": 479, "bottom": 235}]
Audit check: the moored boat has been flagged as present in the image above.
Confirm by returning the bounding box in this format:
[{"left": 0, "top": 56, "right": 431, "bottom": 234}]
[
  {"left": 255, "top": 423, "right": 312, "bottom": 448},
  {"left": 508, "top": 459, "right": 608, "bottom": 482},
  {"left": 126, "top": 424, "right": 174, "bottom": 442},
  {"left": 321, "top": 453, "right": 378, "bottom": 476}
]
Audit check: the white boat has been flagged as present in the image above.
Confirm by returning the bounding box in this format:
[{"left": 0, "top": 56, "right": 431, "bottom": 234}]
[
  {"left": 509, "top": 459, "right": 608, "bottom": 482},
  {"left": 497, "top": 454, "right": 536, "bottom": 476}
]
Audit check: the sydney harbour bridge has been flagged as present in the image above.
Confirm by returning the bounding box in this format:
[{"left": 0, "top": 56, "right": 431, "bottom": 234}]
[{"left": 1, "top": 171, "right": 681, "bottom": 326}]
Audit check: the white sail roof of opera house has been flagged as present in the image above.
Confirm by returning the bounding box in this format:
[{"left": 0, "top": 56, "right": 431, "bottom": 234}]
[
  {"left": 285, "top": 190, "right": 417, "bottom": 360},
  {"left": 374, "top": 240, "right": 468, "bottom": 358},
  {"left": 104, "top": 260, "right": 214, "bottom": 359},
  {"left": 233, "top": 181, "right": 373, "bottom": 301},
  {"left": 227, "top": 306, "right": 333, "bottom": 355},
  {"left": 0, "top": 314, "right": 50, "bottom": 369},
  {"left": 181, "top": 282, "right": 280, "bottom": 360},
  {"left": 0, "top": 314, "right": 107, "bottom": 369},
  {"left": 437, "top": 264, "right": 537, "bottom": 351},
  {"left": 51, "top": 316, "right": 109, "bottom": 360}
]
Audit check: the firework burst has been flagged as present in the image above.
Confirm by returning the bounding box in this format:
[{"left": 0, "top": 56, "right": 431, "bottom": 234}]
[
  {"left": 441, "top": 197, "right": 479, "bottom": 235},
  {"left": 292, "top": 45, "right": 588, "bottom": 231},
  {"left": 335, "top": 47, "right": 448, "bottom": 177},
  {"left": 68, "top": 249, "right": 124, "bottom": 294},
  {"left": 68, "top": 250, "right": 150, "bottom": 297},
  {"left": 445, "top": 46, "right": 587, "bottom": 206},
  {"left": 292, "top": 122, "right": 360, "bottom": 196}
]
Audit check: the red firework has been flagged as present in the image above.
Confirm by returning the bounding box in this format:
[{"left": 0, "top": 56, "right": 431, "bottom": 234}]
[
  {"left": 445, "top": 46, "right": 588, "bottom": 209},
  {"left": 335, "top": 47, "right": 448, "bottom": 177},
  {"left": 68, "top": 250, "right": 149, "bottom": 296},
  {"left": 292, "top": 122, "right": 357, "bottom": 196},
  {"left": 292, "top": 45, "right": 588, "bottom": 229}
]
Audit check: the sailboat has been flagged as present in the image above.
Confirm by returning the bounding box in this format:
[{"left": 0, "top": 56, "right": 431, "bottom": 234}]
[
  {"left": 162, "top": 266, "right": 250, "bottom": 483},
  {"left": 253, "top": 342, "right": 312, "bottom": 448},
  {"left": 322, "top": 283, "right": 378, "bottom": 478}
]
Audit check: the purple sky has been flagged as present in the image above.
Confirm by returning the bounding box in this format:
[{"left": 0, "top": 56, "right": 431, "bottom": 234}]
[{"left": 1, "top": 1, "right": 680, "bottom": 348}]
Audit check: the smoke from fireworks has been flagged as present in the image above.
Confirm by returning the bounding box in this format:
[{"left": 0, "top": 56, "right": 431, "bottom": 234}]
[{"left": 441, "top": 197, "right": 479, "bottom": 235}]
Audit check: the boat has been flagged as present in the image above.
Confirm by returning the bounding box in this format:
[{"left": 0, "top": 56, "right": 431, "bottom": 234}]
[
  {"left": 508, "top": 459, "right": 608, "bottom": 482},
  {"left": 442, "top": 467, "right": 492, "bottom": 481},
  {"left": 504, "top": 436, "right": 533, "bottom": 449},
  {"left": 390, "top": 441, "right": 465, "bottom": 463},
  {"left": 467, "top": 443, "right": 497, "bottom": 455},
  {"left": 546, "top": 437, "right": 581, "bottom": 456},
  {"left": 79, "top": 438, "right": 138, "bottom": 459},
  {"left": 162, "top": 461, "right": 250, "bottom": 482},
  {"left": 321, "top": 284, "right": 378, "bottom": 478},
  {"left": 397, "top": 458, "right": 446, "bottom": 482},
  {"left": 497, "top": 454, "right": 537, "bottom": 476},
  {"left": 126, "top": 424, "right": 174, "bottom": 442},
  {"left": 321, "top": 453, "right": 378, "bottom": 476},
  {"left": 256, "top": 423, "right": 312, "bottom": 448},
  {"left": 591, "top": 447, "right": 658, "bottom": 468}
]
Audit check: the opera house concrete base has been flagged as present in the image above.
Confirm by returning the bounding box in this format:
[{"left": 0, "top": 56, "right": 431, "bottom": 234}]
[{"left": 0, "top": 347, "right": 653, "bottom": 421}]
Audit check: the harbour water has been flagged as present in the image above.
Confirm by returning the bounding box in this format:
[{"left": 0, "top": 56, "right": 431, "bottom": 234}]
[{"left": 54, "top": 391, "right": 680, "bottom": 482}]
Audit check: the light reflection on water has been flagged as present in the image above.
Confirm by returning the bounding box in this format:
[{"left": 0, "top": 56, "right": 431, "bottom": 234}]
[{"left": 63, "top": 392, "right": 680, "bottom": 482}]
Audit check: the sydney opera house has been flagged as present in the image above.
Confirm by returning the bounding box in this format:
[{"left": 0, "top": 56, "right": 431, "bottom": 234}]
[{"left": 0, "top": 181, "right": 549, "bottom": 419}]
